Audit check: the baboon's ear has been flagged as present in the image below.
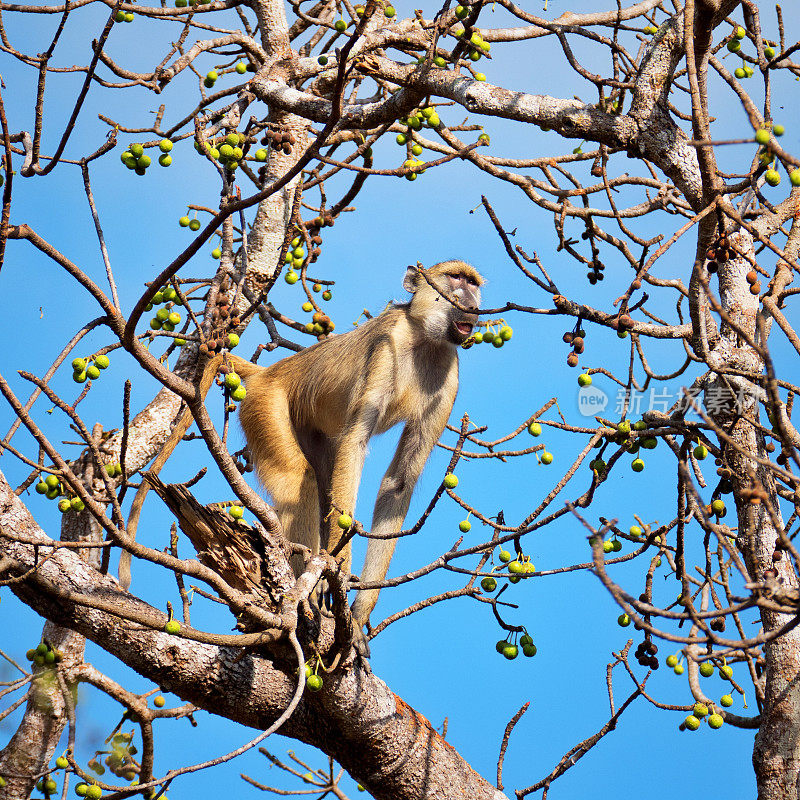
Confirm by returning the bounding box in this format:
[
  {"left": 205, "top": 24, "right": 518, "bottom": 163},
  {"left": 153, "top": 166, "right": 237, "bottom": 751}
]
[{"left": 402, "top": 266, "right": 419, "bottom": 294}]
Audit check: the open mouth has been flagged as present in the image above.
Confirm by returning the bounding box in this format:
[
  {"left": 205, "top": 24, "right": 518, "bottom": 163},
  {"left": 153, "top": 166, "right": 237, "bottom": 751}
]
[{"left": 454, "top": 321, "right": 474, "bottom": 338}]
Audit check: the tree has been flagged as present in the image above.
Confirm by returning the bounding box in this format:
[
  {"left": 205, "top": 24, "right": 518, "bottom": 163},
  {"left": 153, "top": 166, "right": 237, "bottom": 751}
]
[{"left": 0, "top": 0, "right": 799, "bottom": 796}]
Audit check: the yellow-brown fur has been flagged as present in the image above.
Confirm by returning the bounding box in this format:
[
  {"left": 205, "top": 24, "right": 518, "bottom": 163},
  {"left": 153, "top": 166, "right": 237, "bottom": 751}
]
[
  {"left": 237, "top": 260, "right": 483, "bottom": 629},
  {"left": 122, "top": 260, "right": 484, "bottom": 640}
]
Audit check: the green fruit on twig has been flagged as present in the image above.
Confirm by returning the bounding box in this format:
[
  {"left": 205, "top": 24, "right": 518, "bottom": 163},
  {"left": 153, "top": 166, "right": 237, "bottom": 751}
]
[
  {"left": 338, "top": 513, "right": 353, "bottom": 529},
  {"left": 229, "top": 505, "right": 244, "bottom": 519},
  {"left": 502, "top": 644, "right": 518, "bottom": 660},
  {"left": 306, "top": 674, "right": 323, "bottom": 691},
  {"left": 443, "top": 473, "right": 458, "bottom": 489},
  {"left": 527, "top": 421, "right": 541, "bottom": 436}
]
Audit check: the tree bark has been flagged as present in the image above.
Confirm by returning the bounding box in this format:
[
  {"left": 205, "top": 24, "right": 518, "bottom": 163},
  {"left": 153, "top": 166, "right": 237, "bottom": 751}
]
[{"left": 0, "top": 469, "right": 506, "bottom": 800}]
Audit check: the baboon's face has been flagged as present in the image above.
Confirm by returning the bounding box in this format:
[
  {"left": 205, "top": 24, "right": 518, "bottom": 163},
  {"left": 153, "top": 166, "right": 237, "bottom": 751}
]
[
  {"left": 404, "top": 260, "right": 484, "bottom": 344},
  {"left": 437, "top": 267, "right": 482, "bottom": 343}
]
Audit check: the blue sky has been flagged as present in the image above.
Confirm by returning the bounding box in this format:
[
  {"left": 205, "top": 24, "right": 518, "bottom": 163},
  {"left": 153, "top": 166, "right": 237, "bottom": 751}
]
[{"left": 1, "top": 0, "right": 793, "bottom": 796}]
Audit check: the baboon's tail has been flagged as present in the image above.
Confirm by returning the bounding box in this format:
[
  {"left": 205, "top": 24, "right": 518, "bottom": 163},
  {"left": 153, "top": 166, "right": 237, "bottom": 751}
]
[{"left": 228, "top": 353, "right": 265, "bottom": 379}]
